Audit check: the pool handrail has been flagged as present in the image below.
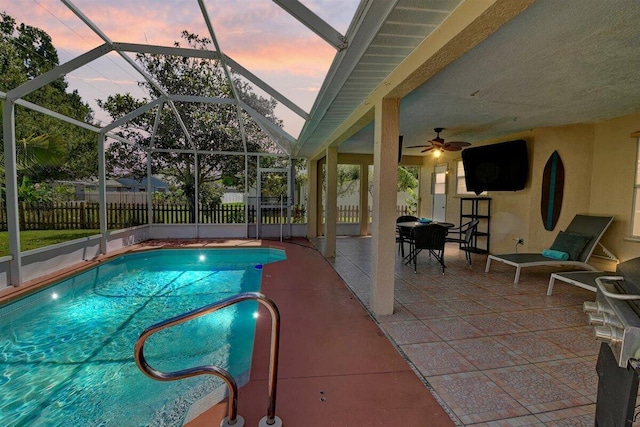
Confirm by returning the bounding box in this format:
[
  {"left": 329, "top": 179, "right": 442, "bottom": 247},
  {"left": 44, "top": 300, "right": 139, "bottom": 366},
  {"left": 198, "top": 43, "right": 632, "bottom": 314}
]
[{"left": 134, "top": 291, "right": 282, "bottom": 427}]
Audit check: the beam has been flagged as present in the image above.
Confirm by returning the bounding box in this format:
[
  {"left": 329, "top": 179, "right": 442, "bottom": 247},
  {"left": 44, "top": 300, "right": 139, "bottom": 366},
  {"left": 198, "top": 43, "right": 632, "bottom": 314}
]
[
  {"left": 13, "top": 98, "right": 133, "bottom": 145},
  {"left": 6, "top": 43, "right": 112, "bottom": 100},
  {"left": 169, "top": 95, "right": 236, "bottom": 105},
  {"left": 197, "top": 0, "right": 250, "bottom": 159},
  {"left": 101, "top": 98, "right": 165, "bottom": 132},
  {"left": 114, "top": 42, "right": 309, "bottom": 120},
  {"left": 2, "top": 100, "right": 22, "bottom": 286},
  {"left": 222, "top": 54, "right": 310, "bottom": 120},
  {"left": 239, "top": 100, "right": 295, "bottom": 154},
  {"left": 273, "top": 0, "right": 347, "bottom": 50},
  {"left": 62, "top": 0, "right": 195, "bottom": 150},
  {"left": 97, "top": 132, "right": 108, "bottom": 255},
  {"left": 113, "top": 42, "right": 219, "bottom": 59}
]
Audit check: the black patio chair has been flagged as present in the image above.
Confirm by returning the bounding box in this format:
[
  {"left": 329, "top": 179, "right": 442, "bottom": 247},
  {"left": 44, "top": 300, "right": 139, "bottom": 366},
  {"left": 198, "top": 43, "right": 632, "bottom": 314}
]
[
  {"left": 406, "top": 224, "right": 447, "bottom": 274},
  {"left": 445, "top": 219, "right": 479, "bottom": 265},
  {"left": 396, "top": 215, "right": 418, "bottom": 257}
]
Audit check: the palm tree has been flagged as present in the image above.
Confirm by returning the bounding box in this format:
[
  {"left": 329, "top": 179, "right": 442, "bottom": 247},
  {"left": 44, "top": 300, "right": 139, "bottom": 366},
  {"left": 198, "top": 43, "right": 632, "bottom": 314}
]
[{"left": 0, "top": 133, "right": 67, "bottom": 201}]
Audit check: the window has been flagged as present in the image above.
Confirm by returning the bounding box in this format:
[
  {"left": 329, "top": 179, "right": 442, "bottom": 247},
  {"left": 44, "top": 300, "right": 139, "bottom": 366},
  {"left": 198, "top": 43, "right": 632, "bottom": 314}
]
[
  {"left": 434, "top": 167, "right": 446, "bottom": 195},
  {"left": 456, "top": 160, "right": 486, "bottom": 196},
  {"left": 632, "top": 139, "right": 640, "bottom": 236}
]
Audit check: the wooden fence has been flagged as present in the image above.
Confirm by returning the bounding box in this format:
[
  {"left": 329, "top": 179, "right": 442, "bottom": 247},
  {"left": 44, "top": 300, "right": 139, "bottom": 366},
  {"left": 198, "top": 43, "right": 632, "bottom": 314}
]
[{"left": 0, "top": 202, "right": 414, "bottom": 231}]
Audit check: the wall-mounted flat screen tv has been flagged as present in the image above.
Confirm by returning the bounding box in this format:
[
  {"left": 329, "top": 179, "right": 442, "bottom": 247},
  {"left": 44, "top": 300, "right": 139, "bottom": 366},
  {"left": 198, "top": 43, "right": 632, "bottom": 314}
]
[{"left": 461, "top": 139, "right": 528, "bottom": 195}]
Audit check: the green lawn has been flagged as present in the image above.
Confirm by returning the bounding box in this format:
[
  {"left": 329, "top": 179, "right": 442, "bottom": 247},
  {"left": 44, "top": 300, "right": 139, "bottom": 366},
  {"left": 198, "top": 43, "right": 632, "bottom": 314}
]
[{"left": 0, "top": 230, "right": 100, "bottom": 256}]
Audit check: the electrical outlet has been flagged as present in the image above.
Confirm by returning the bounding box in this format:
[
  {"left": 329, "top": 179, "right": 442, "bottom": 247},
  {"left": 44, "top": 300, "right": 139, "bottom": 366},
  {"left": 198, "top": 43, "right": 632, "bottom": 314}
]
[{"left": 516, "top": 238, "right": 524, "bottom": 245}]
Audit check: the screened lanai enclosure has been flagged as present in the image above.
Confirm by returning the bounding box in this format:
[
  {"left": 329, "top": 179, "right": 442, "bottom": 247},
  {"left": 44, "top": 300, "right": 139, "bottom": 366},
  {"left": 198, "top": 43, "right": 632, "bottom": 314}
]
[{"left": 0, "top": 0, "right": 370, "bottom": 287}]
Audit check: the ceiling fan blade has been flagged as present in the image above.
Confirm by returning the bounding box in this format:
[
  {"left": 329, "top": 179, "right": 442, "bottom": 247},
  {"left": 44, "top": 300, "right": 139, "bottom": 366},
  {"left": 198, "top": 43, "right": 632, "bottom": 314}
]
[
  {"left": 421, "top": 146, "right": 435, "bottom": 153},
  {"left": 443, "top": 141, "right": 471, "bottom": 151},
  {"left": 406, "top": 145, "right": 432, "bottom": 148}
]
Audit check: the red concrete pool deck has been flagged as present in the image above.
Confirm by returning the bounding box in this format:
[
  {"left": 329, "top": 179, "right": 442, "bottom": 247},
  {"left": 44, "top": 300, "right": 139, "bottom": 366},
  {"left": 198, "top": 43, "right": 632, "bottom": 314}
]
[{"left": 187, "top": 238, "right": 454, "bottom": 426}]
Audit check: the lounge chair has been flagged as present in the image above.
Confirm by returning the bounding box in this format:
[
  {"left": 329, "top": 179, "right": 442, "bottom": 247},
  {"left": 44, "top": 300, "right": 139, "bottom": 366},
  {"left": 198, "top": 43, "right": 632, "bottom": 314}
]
[
  {"left": 546, "top": 270, "right": 615, "bottom": 295},
  {"left": 485, "top": 214, "right": 614, "bottom": 284}
]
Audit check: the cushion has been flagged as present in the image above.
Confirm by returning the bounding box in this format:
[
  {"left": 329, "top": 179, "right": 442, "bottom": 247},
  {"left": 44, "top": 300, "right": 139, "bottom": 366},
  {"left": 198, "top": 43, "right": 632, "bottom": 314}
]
[
  {"left": 542, "top": 248, "right": 569, "bottom": 261},
  {"left": 549, "top": 231, "right": 592, "bottom": 261}
]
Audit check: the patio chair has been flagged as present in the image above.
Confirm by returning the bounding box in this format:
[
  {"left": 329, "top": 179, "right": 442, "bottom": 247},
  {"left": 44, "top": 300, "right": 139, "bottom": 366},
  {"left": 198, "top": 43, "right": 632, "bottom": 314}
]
[
  {"left": 396, "top": 215, "right": 418, "bottom": 257},
  {"left": 485, "top": 214, "right": 614, "bottom": 284},
  {"left": 405, "top": 224, "right": 447, "bottom": 274},
  {"left": 546, "top": 270, "right": 615, "bottom": 295},
  {"left": 445, "top": 219, "right": 479, "bottom": 265}
]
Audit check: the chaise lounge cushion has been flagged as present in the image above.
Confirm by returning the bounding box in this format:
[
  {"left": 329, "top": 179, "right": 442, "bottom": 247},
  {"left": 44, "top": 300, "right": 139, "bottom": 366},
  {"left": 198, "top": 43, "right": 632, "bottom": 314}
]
[{"left": 550, "top": 231, "right": 592, "bottom": 261}]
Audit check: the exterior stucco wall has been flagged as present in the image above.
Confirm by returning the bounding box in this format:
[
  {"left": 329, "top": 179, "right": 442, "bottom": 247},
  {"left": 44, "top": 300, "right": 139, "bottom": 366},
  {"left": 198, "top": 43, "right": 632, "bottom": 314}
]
[
  {"left": 590, "top": 113, "right": 640, "bottom": 265},
  {"left": 425, "top": 113, "right": 640, "bottom": 267}
]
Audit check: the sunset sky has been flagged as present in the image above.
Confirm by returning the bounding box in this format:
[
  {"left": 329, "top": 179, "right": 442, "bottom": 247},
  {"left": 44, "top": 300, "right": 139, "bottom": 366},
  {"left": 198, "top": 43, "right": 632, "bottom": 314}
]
[{"left": 2, "top": 0, "right": 359, "bottom": 136}]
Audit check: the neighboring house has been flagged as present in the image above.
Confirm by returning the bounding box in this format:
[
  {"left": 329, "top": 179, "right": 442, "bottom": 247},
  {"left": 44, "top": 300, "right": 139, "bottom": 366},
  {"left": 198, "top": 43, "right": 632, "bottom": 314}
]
[
  {"left": 55, "top": 179, "right": 124, "bottom": 201},
  {"left": 116, "top": 176, "right": 170, "bottom": 193},
  {"left": 55, "top": 177, "right": 169, "bottom": 203}
]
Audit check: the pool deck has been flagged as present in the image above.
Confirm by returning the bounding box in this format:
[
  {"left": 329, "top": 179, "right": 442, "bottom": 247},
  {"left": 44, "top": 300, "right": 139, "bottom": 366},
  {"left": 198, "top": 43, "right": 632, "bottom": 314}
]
[{"left": 188, "top": 238, "right": 453, "bottom": 426}]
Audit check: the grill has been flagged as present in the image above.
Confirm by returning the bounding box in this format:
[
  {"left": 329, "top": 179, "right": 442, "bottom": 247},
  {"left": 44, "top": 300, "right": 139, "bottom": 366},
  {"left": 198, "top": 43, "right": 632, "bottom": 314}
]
[
  {"left": 585, "top": 275, "right": 640, "bottom": 368},
  {"left": 584, "top": 257, "right": 640, "bottom": 427}
]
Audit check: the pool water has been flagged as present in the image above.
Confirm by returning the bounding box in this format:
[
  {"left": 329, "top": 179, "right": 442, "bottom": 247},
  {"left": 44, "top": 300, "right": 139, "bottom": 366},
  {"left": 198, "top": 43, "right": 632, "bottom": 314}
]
[{"left": 0, "top": 248, "right": 286, "bottom": 427}]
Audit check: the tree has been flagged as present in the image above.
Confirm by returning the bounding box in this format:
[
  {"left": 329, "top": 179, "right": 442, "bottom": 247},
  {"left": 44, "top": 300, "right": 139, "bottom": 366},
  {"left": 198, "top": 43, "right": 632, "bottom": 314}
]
[
  {"left": 321, "top": 164, "right": 419, "bottom": 200},
  {"left": 0, "top": 12, "right": 98, "bottom": 186},
  {"left": 98, "top": 31, "right": 283, "bottom": 220}
]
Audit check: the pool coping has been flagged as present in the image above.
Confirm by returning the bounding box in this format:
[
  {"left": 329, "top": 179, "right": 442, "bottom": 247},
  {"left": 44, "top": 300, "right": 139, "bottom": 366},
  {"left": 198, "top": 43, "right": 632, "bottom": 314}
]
[{"left": 0, "top": 239, "right": 274, "bottom": 307}]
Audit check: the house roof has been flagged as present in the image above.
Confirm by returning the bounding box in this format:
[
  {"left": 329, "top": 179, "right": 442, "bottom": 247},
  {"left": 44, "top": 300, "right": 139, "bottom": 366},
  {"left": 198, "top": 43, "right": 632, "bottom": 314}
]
[{"left": 116, "top": 177, "right": 168, "bottom": 187}]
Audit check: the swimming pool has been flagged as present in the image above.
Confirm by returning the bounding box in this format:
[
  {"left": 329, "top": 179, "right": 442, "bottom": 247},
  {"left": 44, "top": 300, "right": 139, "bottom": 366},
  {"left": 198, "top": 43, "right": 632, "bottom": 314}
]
[{"left": 0, "top": 247, "right": 286, "bottom": 426}]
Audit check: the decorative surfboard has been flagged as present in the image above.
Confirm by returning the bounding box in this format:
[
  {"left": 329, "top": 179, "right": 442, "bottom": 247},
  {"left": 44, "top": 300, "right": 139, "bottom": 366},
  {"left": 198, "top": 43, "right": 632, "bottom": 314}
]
[{"left": 540, "top": 150, "right": 564, "bottom": 231}]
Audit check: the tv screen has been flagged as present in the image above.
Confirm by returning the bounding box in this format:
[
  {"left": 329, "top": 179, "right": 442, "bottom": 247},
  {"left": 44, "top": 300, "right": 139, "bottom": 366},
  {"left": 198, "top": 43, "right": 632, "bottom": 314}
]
[{"left": 461, "top": 139, "right": 528, "bottom": 195}]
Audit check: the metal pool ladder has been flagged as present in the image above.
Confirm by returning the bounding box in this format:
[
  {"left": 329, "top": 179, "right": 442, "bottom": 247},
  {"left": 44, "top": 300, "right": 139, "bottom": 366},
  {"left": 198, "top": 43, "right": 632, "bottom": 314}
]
[{"left": 134, "top": 292, "right": 283, "bottom": 427}]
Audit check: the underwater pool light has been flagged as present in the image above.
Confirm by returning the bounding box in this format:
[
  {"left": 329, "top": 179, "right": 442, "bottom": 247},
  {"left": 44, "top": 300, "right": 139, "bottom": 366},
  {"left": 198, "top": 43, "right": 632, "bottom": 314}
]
[
  {"left": 199, "top": 254, "right": 206, "bottom": 262},
  {"left": 253, "top": 311, "right": 259, "bottom": 319},
  {"left": 52, "top": 293, "right": 59, "bottom": 300}
]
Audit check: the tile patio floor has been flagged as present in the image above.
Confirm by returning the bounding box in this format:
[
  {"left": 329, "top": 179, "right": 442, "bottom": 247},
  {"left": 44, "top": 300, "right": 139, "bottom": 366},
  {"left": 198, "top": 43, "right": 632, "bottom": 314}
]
[{"left": 315, "top": 236, "right": 607, "bottom": 426}]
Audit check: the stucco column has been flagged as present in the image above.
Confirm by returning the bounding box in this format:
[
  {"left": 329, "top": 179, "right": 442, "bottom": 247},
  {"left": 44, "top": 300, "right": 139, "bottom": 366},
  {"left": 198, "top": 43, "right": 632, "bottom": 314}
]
[
  {"left": 324, "top": 147, "right": 338, "bottom": 257},
  {"left": 359, "top": 163, "right": 369, "bottom": 236},
  {"left": 306, "top": 159, "right": 318, "bottom": 238},
  {"left": 371, "top": 98, "right": 400, "bottom": 315}
]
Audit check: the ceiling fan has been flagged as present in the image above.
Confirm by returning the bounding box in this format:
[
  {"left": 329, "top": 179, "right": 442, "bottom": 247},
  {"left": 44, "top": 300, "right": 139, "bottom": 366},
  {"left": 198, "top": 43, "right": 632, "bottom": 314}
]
[{"left": 407, "top": 128, "right": 471, "bottom": 154}]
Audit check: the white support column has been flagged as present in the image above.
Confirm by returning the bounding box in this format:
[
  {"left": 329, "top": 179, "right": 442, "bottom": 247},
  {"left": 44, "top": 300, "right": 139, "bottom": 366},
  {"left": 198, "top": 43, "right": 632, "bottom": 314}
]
[
  {"left": 3, "top": 99, "right": 22, "bottom": 286},
  {"left": 98, "top": 132, "right": 108, "bottom": 255},
  {"left": 371, "top": 98, "right": 400, "bottom": 316},
  {"left": 317, "top": 158, "right": 324, "bottom": 236},
  {"left": 359, "top": 163, "right": 369, "bottom": 236},
  {"left": 306, "top": 159, "right": 318, "bottom": 238},
  {"left": 324, "top": 147, "right": 338, "bottom": 257},
  {"left": 194, "top": 153, "right": 200, "bottom": 237},
  {"left": 147, "top": 104, "right": 163, "bottom": 226}
]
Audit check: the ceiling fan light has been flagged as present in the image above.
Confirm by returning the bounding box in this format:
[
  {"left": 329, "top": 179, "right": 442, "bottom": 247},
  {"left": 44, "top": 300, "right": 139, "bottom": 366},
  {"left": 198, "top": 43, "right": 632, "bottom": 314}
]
[{"left": 433, "top": 148, "right": 442, "bottom": 158}]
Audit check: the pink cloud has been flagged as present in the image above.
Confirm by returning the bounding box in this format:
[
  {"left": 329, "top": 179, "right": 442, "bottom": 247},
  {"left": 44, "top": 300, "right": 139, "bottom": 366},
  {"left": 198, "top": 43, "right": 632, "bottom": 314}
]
[
  {"left": 3, "top": 0, "right": 355, "bottom": 124},
  {"left": 4, "top": 0, "right": 341, "bottom": 76}
]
